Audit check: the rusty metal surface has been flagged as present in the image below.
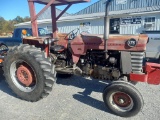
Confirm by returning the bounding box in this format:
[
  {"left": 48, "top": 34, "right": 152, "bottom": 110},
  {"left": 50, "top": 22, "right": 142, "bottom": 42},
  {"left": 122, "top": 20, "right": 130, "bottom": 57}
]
[
  {"left": 32, "top": 0, "right": 56, "bottom": 23},
  {"left": 23, "top": 37, "right": 46, "bottom": 44},
  {"left": 16, "top": 65, "right": 33, "bottom": 87},
  {"left": 113, "top": 92, "right": 131, "bottom": 107},
  {"left": 56, "top": 4, "right": 72, "bottom": 21},
  {"left": 51, "top": 4, "right": 58, "bottom": 38},
  {"left": 45, "top": 44, "right": 50, "bottom": 57},
  {"left": 71, "top": 34, "right": 104, "bottom": 55},
  {"left": 29, "top": 0, "right": 90, "bottom": 5},
  {"left": 24, "top": 33, "right": 148, "bottom": 64},
  {"left": 55, "top": 33, "right": 68, "bottom": 49},
  {"left": 71, "top": 34, "right": 148, "bottom": 56},
  {"left": 23, "top": 37, "right": 46, "bottom": 49},
  {"left": 28, "top": 1, "right": 39, "bottom": 37},
  {"left": 70, "top": 34, "right": 148, "bottom": 63},
  {"left": 23, "top": 33, "right": 68, "bottom": 48},
  {"left": 107, "top": 34, "right": 148, "bottom": 51},
  {"left": 28, "top": 0, "right": 89, "bottom": 37}
]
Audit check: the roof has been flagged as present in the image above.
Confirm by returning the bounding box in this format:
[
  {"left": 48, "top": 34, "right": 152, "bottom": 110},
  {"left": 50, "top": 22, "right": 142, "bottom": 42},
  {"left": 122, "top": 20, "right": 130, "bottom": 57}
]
[
  {"left": 75, "top": 0, "right": 160, "bottom": 15},
  {"left": 15, "top": 7, "right": 160, "bottom": 27},
  {"left": 15, "top": 12, "right": 104, "bottom": 27},
  {"left": 109, "top": 5, "right": 160, "bottom": 16},
  {"left": 38, "top": 7, "right": 70, "bottom": 20},
  {"left": 15, "top": 0, "right": 160, "bottom": 27},
  {"left": 38, "top": 4, "right": 160, "bottom": 20},
  {"left": 32, "top": 0, "right": 160, "bottom": 21},
  {"left": 30, "top": 0, "right": 89, "bottom": 5}
]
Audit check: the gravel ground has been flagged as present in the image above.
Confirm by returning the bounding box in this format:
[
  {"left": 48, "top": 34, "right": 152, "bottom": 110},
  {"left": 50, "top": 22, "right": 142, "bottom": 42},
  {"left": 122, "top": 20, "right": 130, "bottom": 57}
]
[{"left": 0, "top": 68, "right": 160, "bottom": 120}]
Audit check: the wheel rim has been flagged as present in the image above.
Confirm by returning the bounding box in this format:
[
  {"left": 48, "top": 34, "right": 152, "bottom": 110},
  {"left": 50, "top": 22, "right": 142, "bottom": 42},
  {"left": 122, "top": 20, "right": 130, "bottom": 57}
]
[
  {"left": 109, "top": 91, "right": 134, "bottom": 112},
  {"left": 10, "top": 60, "right": 37, "bottom": 92},
  {"left": 16, "top": 65, "right": 33, "bottom": 87}
]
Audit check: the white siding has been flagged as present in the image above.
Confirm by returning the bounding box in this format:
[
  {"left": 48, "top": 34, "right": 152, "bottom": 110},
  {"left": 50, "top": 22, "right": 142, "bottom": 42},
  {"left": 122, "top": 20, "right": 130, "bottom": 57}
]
[
  {"left": 16, "top": 13, "right": 160, "bottom": 35},
  {"left": 120, "top": 13, "right": 160, "bottom": 34},
  {"left": 57, "top": 18, "right": 104, "bottom": 34},
  {"left": 57, "top": 13, "right": 160, "bottom": 35}
]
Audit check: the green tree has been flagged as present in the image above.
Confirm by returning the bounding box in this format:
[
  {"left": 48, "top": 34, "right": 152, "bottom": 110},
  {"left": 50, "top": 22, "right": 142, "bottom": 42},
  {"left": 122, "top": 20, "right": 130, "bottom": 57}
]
[
  {"left": 0, "top": 16, "right": 30, "bottom": 35},
  {"left": 0, "top": 16, "right": 6, "bottom": 34},
  {"left": 13, "top": 16, "right": 24, "bottom": 23},
  {"left": 23, "top": 16, "right": 30, "bottom": 22}
]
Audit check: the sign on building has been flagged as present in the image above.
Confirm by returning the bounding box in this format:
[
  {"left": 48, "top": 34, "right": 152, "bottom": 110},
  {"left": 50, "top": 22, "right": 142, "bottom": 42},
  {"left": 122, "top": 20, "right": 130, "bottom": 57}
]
[
  {"left": 80, "top": 22, "right": 92, "bottom": 34},
  {"left": 116, "top": 0, "right": 127, "bottom": 5},
  {"left": 121, "top": 16, "right": 142, "bottom": 25}
]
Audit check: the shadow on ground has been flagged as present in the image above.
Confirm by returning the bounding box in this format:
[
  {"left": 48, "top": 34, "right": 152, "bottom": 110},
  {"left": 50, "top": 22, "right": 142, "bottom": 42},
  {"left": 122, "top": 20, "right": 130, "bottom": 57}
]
[
  {"left": 56, "top": 75, "right": 113, "bottom": 114},
  {"left": 0, "top": 68, "right": 113, "bottom": 115}
]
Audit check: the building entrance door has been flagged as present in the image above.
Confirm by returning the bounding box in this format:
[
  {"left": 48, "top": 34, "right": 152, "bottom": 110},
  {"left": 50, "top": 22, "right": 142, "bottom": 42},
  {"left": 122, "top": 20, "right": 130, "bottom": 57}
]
[{"left": 110, "top": 18, "right": 120, "bottom": 34}]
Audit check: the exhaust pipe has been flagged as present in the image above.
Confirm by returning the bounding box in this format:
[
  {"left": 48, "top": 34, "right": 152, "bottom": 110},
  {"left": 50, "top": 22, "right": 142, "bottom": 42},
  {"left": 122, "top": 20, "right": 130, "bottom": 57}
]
[{"left": 104, "top": 0, "right": 112, "bottom": 58}]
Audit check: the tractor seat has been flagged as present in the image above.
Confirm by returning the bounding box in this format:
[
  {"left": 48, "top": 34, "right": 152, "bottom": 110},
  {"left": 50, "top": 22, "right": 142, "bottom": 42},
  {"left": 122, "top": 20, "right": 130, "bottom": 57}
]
[{"left": 50, "top": 45, "right": 65, "bottom": 52}]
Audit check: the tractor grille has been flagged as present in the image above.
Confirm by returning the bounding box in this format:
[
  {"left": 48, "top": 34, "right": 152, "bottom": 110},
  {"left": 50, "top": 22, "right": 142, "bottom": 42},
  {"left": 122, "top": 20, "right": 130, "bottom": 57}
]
[{"left": 130, "top": 52, "right": 144, "bottom": 74}]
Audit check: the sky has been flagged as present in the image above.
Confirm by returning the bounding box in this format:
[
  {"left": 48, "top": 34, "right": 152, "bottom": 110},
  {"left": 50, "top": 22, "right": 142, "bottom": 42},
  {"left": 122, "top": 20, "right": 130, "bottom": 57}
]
[{"left": 0, "top": 0, "right": 99, "bottom": 20}]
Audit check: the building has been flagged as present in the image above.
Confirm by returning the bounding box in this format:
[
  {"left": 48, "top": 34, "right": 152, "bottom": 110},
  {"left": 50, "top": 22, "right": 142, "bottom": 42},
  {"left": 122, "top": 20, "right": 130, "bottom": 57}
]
[{"left": 15, "top": 0, "right": 160, "bottom": 35}]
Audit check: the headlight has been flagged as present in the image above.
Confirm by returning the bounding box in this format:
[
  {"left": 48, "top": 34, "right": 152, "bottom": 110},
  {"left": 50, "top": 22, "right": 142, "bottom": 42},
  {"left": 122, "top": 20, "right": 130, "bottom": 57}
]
[
  {"left": 126, "top": 38, "right": 137, "bottom": 48},
  {"left": 44, "top": 38, "right": 51, "bottom": 45}
]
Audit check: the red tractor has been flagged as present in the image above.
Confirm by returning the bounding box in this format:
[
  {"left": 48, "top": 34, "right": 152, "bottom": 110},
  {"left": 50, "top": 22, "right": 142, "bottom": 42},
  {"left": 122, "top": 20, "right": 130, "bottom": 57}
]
[{"left": 2, "top": 0, "right": 160, "bottom": 117}]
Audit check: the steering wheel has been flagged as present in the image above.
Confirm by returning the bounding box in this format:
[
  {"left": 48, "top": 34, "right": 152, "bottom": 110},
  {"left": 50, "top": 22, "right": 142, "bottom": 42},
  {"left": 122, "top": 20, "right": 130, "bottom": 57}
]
[{"left": 65, "top": 28, "right": 79, "bottom": 40}]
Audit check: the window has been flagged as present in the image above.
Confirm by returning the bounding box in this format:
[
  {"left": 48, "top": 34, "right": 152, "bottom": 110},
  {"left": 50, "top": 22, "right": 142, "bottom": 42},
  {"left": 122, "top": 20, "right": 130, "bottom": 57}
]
[
  {"left": 38, "top": 28, "right": 49, "bottom": 36},
  {"left": 144, "top": 17, "right": 155, "bottom": 28},
  {"left": 145, "top": 17, "right": 155, "bottom": 23}
]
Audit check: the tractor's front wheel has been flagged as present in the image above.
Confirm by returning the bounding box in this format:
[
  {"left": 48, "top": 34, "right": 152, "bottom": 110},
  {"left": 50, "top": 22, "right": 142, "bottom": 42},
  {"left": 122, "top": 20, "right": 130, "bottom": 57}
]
[
  {"left": 103, "top": 81, "right": 143, "bottom": 117},
  {"left": 3, "top": 44, "right": 56, "bottom": 102}
]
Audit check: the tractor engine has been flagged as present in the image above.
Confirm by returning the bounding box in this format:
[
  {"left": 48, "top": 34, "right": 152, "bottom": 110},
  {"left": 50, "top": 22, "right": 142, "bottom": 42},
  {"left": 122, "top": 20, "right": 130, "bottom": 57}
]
[
  {"left": 50, "top": 50, "right": 73, "bottom": 68},
  {"left": 79, "top": 50, "right": 121, "bottom": 80}
]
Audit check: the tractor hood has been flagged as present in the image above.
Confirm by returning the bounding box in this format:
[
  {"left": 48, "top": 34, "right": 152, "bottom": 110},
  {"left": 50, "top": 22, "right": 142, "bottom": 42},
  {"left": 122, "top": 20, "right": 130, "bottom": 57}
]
[{"left": 70, "top": 34, "right": 148, "bottom": 55}]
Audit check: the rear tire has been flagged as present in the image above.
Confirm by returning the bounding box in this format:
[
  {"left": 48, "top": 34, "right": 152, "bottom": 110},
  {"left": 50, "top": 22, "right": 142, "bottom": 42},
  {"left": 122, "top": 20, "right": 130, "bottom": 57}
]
[
  {"left": 103, "top": 81, "right": 143, "bottom": 117},
  {"left": 3, "top": 44, "right": 56, "bottom": 102}
]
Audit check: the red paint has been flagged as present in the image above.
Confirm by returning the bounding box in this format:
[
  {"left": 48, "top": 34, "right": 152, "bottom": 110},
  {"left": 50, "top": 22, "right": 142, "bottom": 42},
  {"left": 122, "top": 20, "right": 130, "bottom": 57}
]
[
  {"left": 107, "top": 34, "right": 148, "bottom": 51},
  {"left": 27, "top": 0, "right": 90, "bottom": 59},
  {"left": 16, "top": 65, "right": 33, "bottom": 86},
  {"left": 130, "top": 62, "right": 160, "bottom": 85},
  {"left": 130, "top": 73, "right": 148, "bottom": 83},
  {"left": 56, "top": 33, "right": 68, "bottom": 48},
  {"left": 72, "top": 54, "right": 80, "bottom": 63},
  {"left": 30, "top": 0, "right": 90, "bottom": 5},
  {"left": 32, "top": 0, "right": 56, "bottom": 22},
  {"left": 45, "top": 44, "right": 49, "bottom": 57},
  {"left": 145, "top": 63, "right": 160, "bottom": 85},
  {"left": 113, "top": 92, "right": 131, "bottom": 107},
  {"left": 56, "top": 4, "right": 72, "bottom": 21},
  {"left": 70, "top": 34, "right": 148, "bottom": 63},
  {"left": 71, "top": 35, "right": 104, "bottom": 56},
  {"left": 28, "top": 1, "right": 38, "bottom": 37}
]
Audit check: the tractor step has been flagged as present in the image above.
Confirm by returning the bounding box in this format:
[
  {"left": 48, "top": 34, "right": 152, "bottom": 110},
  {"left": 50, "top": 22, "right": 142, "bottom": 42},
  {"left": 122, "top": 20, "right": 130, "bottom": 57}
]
[{"left": 55, "top": 67, "right": 73, "bottom": 74}]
